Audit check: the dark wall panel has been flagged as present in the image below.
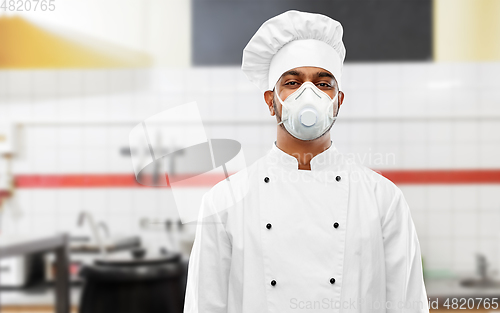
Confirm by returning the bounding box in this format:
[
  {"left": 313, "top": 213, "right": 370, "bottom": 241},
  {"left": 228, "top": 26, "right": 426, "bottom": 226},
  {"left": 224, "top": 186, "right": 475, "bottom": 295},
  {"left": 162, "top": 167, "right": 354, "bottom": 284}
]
[{"left": 192, "top": 0, "right": 432, "bottom": 65}]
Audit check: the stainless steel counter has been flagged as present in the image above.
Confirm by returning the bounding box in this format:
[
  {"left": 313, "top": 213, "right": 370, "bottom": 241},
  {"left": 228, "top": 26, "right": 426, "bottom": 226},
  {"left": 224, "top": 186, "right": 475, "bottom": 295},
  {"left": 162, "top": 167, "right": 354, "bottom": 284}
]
[
  {"left": 426, "top": 277, "right": 500, "bottom": 298},
  {"left": 426, "top": 277, "right": 500, "bottom": 309},
  {"left": 1, "top": 284, "right": 80, "bottom": 306},
  {"left": 0, "top": 234, "right": 70, "bottom": 313}
]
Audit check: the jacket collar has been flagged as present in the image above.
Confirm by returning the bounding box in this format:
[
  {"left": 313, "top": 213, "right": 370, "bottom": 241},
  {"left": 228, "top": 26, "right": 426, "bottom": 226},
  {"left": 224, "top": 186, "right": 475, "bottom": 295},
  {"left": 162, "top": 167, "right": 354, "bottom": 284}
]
[{"left": 269, "top": 140, "right": 343, "bottom": 171}]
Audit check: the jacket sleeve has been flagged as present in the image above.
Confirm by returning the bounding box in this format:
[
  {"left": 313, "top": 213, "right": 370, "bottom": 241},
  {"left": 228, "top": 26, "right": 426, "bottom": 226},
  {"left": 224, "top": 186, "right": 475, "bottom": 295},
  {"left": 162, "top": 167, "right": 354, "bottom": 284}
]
[
  {"left": 382, "top": 188, "right": 429, "bottom": 313},
  {"left": 183, "top": 191, "right": 232, "bottom": 313}
]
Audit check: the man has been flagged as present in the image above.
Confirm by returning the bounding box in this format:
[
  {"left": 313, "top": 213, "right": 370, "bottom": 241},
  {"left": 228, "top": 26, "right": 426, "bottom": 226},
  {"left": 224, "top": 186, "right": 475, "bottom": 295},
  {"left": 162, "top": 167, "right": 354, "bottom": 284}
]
[{"left": 184, "top": 10, "right": 429, "bottom": 313}]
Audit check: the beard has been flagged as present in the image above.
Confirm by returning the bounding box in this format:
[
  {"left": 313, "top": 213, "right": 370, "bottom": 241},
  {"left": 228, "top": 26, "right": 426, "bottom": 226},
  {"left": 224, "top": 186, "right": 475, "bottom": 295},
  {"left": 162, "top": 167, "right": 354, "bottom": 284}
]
[{"left": 272, "top": 99, "right": 286, "bottom": 132}]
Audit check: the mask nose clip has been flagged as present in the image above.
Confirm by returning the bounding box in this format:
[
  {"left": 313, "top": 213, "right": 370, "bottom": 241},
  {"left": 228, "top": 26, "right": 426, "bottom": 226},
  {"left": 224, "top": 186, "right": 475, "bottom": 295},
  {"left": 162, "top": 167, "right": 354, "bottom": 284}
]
[{"left": 300, "top": 108, "right": 317, "bottom": 127}]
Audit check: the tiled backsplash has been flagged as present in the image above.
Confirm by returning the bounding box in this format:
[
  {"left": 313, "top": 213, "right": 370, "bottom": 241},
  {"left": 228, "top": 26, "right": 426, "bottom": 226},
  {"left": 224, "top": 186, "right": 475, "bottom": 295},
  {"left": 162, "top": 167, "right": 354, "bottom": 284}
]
[{"left": 1, "top": 62, "right": 499, "bottom": 276}]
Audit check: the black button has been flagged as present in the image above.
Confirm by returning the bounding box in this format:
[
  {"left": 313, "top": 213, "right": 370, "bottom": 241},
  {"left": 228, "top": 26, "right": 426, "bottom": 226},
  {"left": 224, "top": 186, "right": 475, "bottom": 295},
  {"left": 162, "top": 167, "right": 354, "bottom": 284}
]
[
  {"left": 330, "top": 278, "right": 336, "bottom": 284},
  {"left": 336, "top": 176, "right": 341, "bottom": 182},
  {"left": 266, "top": 223, "right": 272, "bottom": 229},
  {"left": 264, "top": 177, "right": 270, "bottom": 183},
  {"left": 271, "top": 280, "right": 276, "bottom": 286},
  {"left": 333, "top": 222, "right": 339, "bottom": 228}
]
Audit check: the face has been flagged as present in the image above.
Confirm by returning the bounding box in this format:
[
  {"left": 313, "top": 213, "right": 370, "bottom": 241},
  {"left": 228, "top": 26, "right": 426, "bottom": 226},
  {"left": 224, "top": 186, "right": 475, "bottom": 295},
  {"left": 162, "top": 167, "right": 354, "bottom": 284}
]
[{"left": 264, "top": 66, "right": 344, "bottom": 123}]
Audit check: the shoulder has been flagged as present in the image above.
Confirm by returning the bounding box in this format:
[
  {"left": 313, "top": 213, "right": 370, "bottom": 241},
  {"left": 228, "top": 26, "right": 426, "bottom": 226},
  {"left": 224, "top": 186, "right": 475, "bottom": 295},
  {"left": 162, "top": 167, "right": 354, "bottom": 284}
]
[
  {"left": 346, "top": 161, "right": 403, "bottom": 213},
  {"left": 345, "top": 159, "right": 399, "bottom": 190},
  {"left": 205, "top": 153, "right": 265, "bottom": 210}
]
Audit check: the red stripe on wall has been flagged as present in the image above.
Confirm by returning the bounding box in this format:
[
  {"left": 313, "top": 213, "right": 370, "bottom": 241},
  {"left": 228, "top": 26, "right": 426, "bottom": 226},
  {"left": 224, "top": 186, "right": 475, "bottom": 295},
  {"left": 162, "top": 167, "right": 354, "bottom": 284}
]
[
  {"left": 379, "top": 169, "right": 500, "bottom": 184},
  {"left": 12, "top": 170, "right": 500, "bottom": 188},
  {"left": 14, "top": 174, "right": 143, "bottom": 188},
  {"left": 13, "top": 174, "right": 229, "bottom": 188}
]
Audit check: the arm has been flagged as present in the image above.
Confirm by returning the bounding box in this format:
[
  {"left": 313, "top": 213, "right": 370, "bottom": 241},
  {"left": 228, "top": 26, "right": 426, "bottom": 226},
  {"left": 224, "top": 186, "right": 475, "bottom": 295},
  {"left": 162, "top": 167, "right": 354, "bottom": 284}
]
[
  {"left": 382, "top": 188, "right": 429, "bottom": 313},
  {"left": 184, "top": 192, "right": 232, "bottom": 313}
]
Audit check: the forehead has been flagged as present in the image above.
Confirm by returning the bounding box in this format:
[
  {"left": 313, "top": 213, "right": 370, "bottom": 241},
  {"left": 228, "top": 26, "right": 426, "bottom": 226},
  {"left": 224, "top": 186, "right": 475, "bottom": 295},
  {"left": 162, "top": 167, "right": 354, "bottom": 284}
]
[{"left": 280, "top": 66, "right": 334, "bottom": 79}]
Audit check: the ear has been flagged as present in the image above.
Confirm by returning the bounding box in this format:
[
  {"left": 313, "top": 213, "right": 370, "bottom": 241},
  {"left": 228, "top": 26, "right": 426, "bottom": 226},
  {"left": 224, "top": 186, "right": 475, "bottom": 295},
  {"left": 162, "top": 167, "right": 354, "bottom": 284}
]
[
  {"left": 338, "top": 91, "right": 345, "bottom": 108},
  {"left": 264, "top": 90, "right": 275, "bottom": 116}
]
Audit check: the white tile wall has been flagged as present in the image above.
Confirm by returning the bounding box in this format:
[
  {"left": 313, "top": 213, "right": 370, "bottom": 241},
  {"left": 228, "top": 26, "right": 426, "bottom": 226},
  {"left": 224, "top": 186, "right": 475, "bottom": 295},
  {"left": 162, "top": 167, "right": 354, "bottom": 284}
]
[
  {"left": 0, "top": 72, "right": 8, "bottom": 97},
  {"left": 1, "top": 62, "right": 500, "bottom": 275}
]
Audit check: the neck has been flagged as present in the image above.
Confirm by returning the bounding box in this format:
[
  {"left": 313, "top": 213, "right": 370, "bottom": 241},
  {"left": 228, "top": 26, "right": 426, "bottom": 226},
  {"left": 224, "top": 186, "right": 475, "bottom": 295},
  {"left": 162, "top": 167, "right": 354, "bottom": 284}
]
[{"left": 276, "top": 127, "right": 332, "bottom": 170}]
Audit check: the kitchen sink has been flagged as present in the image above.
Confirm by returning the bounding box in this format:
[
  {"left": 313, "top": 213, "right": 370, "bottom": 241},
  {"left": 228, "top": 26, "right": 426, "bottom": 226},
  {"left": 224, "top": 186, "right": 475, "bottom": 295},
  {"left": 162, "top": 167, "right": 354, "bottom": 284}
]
[
  {"left": 69, "top": 235, "right": 141, "bottom": 253},
  {"left": 460, "top": 278, "right": 500, "bottom": 288}
]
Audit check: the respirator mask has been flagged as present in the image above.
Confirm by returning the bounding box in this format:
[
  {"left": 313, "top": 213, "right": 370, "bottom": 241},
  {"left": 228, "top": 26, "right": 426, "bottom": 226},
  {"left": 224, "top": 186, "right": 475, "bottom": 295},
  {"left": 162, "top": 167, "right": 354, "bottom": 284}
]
[{"left": 276, "top": 81, "right": 339, "bottom": 141}]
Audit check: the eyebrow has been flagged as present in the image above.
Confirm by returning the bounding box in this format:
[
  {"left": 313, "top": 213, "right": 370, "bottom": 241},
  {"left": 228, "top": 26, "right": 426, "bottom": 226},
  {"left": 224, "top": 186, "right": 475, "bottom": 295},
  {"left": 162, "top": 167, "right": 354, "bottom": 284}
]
[
  {"left": 318, "top": 71, "right": 334, "bottom": 79},
  {"left": 280, "top": 70, "right": 338, "bottom": 89},
  {"left": 281, "top": 70, "right": 335, "bottom": 80}
]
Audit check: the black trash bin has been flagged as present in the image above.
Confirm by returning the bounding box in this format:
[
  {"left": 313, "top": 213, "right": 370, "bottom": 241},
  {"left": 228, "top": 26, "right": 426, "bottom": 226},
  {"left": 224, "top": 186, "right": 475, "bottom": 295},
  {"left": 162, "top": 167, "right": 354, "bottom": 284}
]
[{"left": 78, "top": 252, "right": 184, "bottom": 313}]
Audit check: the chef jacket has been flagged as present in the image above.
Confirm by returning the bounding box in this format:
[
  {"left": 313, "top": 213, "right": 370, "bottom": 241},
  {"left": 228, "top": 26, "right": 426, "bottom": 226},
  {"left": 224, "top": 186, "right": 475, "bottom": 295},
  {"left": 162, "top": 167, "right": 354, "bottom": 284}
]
[{"left": 184, "top": 140, "right": 429, "bottom": 313}]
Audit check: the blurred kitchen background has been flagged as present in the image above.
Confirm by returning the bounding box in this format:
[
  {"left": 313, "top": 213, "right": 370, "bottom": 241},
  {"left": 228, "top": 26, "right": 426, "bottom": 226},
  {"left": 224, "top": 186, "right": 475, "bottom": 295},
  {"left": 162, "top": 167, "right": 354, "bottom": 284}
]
[{"left": 1, "top": 0, "right": 500, "bottom": 312}]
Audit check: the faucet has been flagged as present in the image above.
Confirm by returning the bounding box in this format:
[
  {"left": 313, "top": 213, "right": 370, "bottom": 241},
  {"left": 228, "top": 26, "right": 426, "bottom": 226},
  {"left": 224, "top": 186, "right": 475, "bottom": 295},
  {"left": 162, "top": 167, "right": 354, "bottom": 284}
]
[
  {"left": 476, "top": 254, "right": 488, "bottom": 281},
  {"left": 98, "top": 221, "right": 110, "bottom": 238},
  {"left": 77, "top": 211, "right": 107, "bottom": 257}
]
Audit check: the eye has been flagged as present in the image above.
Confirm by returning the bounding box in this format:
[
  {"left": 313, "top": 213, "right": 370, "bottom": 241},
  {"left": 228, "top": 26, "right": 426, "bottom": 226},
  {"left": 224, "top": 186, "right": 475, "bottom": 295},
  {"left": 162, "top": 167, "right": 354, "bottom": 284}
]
[
  {"left": 284, "top": 81, "right": 299, "bottom": 86},
  {"left": 317, "top": 83, "right": 331, "bottom": 88}
]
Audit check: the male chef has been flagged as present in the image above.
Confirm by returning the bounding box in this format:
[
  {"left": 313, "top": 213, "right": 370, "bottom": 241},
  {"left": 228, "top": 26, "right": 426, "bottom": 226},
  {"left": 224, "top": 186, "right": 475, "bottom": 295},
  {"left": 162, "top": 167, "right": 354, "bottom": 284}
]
[{"left": 184, "top": 10, "right": 429, "bottom": 313}]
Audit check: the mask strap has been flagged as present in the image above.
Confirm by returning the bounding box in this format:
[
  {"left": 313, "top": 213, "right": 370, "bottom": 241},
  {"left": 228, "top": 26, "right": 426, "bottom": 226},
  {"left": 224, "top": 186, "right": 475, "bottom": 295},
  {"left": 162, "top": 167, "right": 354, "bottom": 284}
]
[
  {"left": 274, "top": 85, "right": 286, "bottom": 125},
  {"left": 275, "top": 92, "right": 285, "bottom": 106}
]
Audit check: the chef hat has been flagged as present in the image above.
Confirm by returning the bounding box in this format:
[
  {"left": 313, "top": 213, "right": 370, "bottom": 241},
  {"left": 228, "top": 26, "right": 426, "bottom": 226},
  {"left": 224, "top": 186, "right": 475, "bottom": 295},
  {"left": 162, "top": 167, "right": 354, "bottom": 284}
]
[{"left": 241, "top": 10, "right": 346, "bottom": 93}]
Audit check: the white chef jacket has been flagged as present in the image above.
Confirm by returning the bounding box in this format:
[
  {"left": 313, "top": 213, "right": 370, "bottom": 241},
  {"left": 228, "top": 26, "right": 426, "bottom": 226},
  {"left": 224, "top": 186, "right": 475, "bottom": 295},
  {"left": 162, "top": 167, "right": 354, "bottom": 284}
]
[{"left": 184, "top": 140, "right": 429, "bottom": 313}]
